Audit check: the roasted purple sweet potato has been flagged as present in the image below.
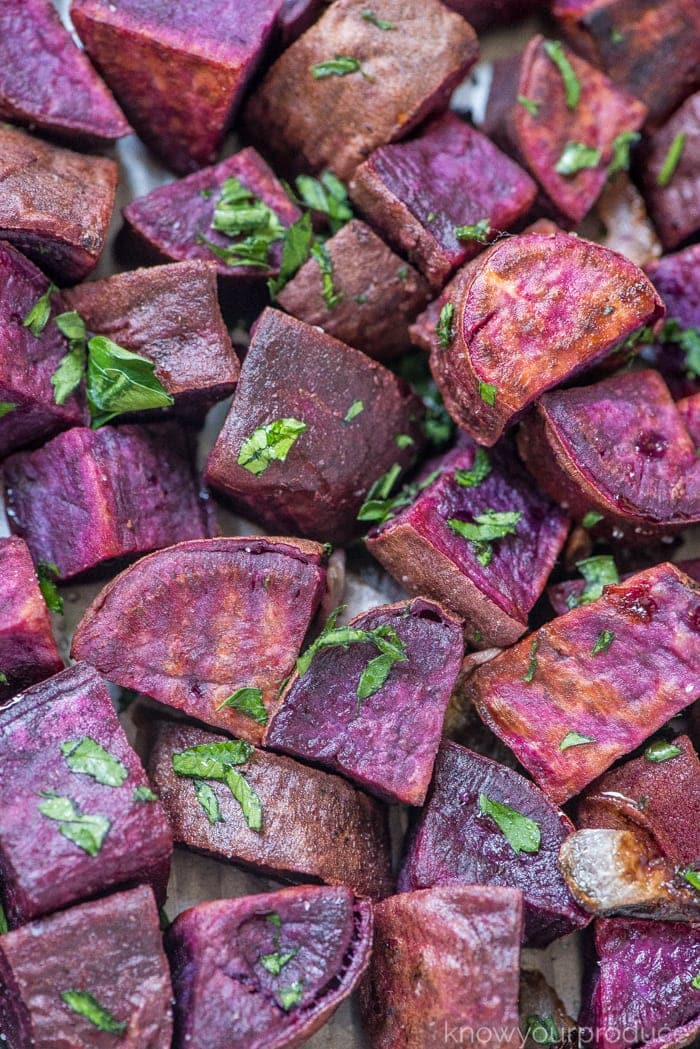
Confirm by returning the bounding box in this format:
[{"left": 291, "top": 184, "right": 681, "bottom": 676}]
[
  {"left": 359, "top": 885, "right": 522, "bottom": 1049},
  {"left": 399, "top": 742, "right": 589, "bottom": 946},
  {"left": 71, "top": 536, "right": 326, "bottom": 745},
  {"left": 366, "top": 443, "right": 570, "bottom": 649},
  {"left": 0, "top": 125, "right": 117, "bottom": 284},
  {"left": 549, "top": 560, "right": 700, "bottom": 615},
  {"left": 3, "top": 423, "right": 216, "bottom": 581},
  {"left": 638, "top": 245, "right": 700, "bottom": 397},
  {"left": 148, "top": 719, "right": 393, "bottom": 900},
  {"left": 265, "top": 598, "right": 463, "bottom": 806},
  {"left": 517, "top": 369, "right": 700, "bottom": 541},
  {"left": 467, "top": 563, "right": 700, "bottom": 804},
  {"left": 276, "top": 219, "right": 430, "bottom": 361},
  {"left": 641, "top": 91, "right": 700, "bottom": 251},
  {"left": 349, "top": 113, "right": 537, "bottom": 288},
  {"left": 678, "top": 394, "right": 700, "bottom": 448},
  {"left": 204, "top": 309, "right": 424, "bottom": 545},
  {"left": 484, "top": 35, "right": 647, "bottom": 226},
  {"left": 0, "top": 537, "right": 62, "bottom": 705},
  {"left": 0, "top": 663, "right": 172, "bottom": 926},
  {"left": 70, "top": 0, "right": 283, "bottom": 173},
  {"left": 428, "top": 232, "right": 664, "bottom": 446},
  {"left": 64, "top": 261, "right": 240, "bottom": 413},
  {"left": 244, "top": 0, "right": 478, "bottom": 181},
  {"left": 0, "top": 242, "right": 86, "bottom": 458},
  {"left": 0, "top": 885, "right": 172, "bottom": 1048},
  {"left": 442, "top": 0, "right": 544, "bottom": 31}
]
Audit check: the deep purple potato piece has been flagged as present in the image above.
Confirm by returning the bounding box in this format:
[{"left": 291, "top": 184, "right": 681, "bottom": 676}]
[
  {"left": 0, "top": 663, "right": 172, "bottom": 925},
  {"left": 641, "top": 92, "right": 700, "bottom": 251},
  {"left": 0, "top": 885, "right": 172, "bottom": 1049},
  {"left": 359, "top": 885, "right": 523, "bottom": 1049},
  {"left": 148, "top": 720, "right": 393, "bottom": 900},
  {"left": 399, "top": 742, "right": 589, "bottom": 947},
  {"left": 204, "top": 309, "right": 425, "bottom": 545},
  {"left": 641, "top": 245, "right": 700, "bottom": 398},
  {"left": 366, "top": 444, "right": 570, "bottom": 649},
  {"left": 442, "top": 0, "right": 544, "bottom": 31},
  {"left": 349, "top": 113, "right": 537, "bottom": 288},
  {"left": 275, "top": 0, "right": 324, "bottom": 47},
  {"left": 678, "top": 394, "right": 700, "bottom": 447},
  {"left": 549, "top": 560, "right": 700, "bottom": 615},
  {"left": 3, "top": 423, "right": 216, "bottom": 581},
  {"left": 70, "top": 0, "right": 283, "bottom": 173},
  {"left": 71, "top": 536, "right": 326, "bottom": 745}
]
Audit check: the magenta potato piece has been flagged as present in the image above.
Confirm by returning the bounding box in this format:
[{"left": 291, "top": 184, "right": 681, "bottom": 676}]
[
  {"left": 467, "top": 563, "right": 700, "bottom": 804},
  {"left": 517, "top": 369, "right": 700, "bottom": 541},
  {"left": 244, "top": 0, "right": 478, "bottom": 181},
  {"left": 148, "top": 720, "right": 393, "bottom": 900},
  {"left": 0, "top": 125, "right": 117, "bottom": 284},
  {"left": 399, "top": 742, "right": 589, "bottom": 946},
  {"left": 442, "top": 0, "right": 544, "bottom": 31},
  {"left": 349, "top": 112, "right": 537, "bottom": 288},
  {"left": 70, "top": 0, "right": 283, "bottom": 173},
  {"left": 0, "top": 663, "right": 172, "bottom": 925},
  {"left": 484, "top": 35, "right": 647, "bottom": 226},
  {"left": 366, "top": 443, "right": 570, "bottom": 649},
  {"left": 3, "top": 423, "right": 216, "bottom": 581},
  {"left": 265, "top": 598, "right": 463, "bottom": 806},
  {"left": 678, "top": 394, "right": 700, "bottom": 447},
  {"left": 549, "top": 560, "right": 700, "bottom": 615},
  {"left": 646, "top": 245, "right": 700, "bottom": 329},
  {"left": 359, "top": 885, "right": 523, "bottom": 1049},
  {"left": 641, "top": 92, "right": 700, "bottom": 251},
  {"left": 277, "top": 219, "right": 430, "bottom": 361},
  {"left": 71, "top": 536, "right": 326, "bottom": 745},
  {"left": 122, "top": 148, "right": 300, "bottom": 280},
  {"left": 204, "top": 309, "right": 424, "bottom": 545},
  {"left": 0, "top": 537, "right": 62, "bottom": 704},
  {"left": 0, "top": 885, "right": 172, "bottom": 1049},
  {"left": 0, "top": 243, "right": 86, "bottom": 458},
  {"left": 64, "top": 261, "right": 240, "bottom": 412}
]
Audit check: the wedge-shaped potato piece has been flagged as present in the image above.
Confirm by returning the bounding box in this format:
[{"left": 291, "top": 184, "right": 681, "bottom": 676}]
[
  {"left": 360, "top": 885, "right": 522, "bottom": 1049},
  {"left": 641, "top": 91, "right": 700, "bottom": 251},
  {"left": 467, "top": 563, "right": 700, "bottom": 804},
  {"left": 266, "top": 598, "right": 463, "bottom": 805},
  {"left": 0, "top": 664, "right": 172, "bottom": 926},
  {"left": 429, "top": 232, "right": 663, "bottom": 445},
  {"left": 549, "top": 561, "right": 700, "bottom": 615},
  {"left": 72, "top": 537, "right": 326, "bottom": 743},
  {"left": 148, "top": 720, "right": 393, "bottom": 900}
]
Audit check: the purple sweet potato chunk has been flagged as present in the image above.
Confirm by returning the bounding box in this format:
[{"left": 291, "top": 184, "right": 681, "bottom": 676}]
[
  {"left": 122, "top": 148, "right": 300, "bottom": 280},
  {"left": 582, "top": 918, "right": 700, "bottom": 1049},
  {"left": 399, "top": 742, "right": 589, "bottom": 946},
  {"left": 3, "top": 423, "right": 216, "bottom": 581},
  {"left": 517, "top": 369, "right": 700, "bottom": 540},
  {"left": 0, "top": 885, "right": 172, "bottom": 1049},
  {"left": 0, "top": 125, "right": 117, "bottom": 284},
  {"left": 442, "top": 0, "right": 544, "bottom": 31},
  {"left": 70, "top": 0, "right": 283, "bottom": 173},
  {"left": 277, "top": 219, "right": 430, "bottom": 361},
  {"left": 467, "top": 563, "right": 700, "bottom": 804},
  {"left": 167, "top": 886, "right": 372, "bottom": 1049},
  {"left": 0, "top": 242, "right": 85, "bottom": 457},
  {"left": 549, "top": 560, "right": 700, "bottom": 615},
  {"left": 0, "top": 663, "right": 172, "bottom": 925},
  {"left": 71, "top": 536, "right": 327, "bottom": 745},
  {"left": 646, "top": 245, "right": 700, "bottom": 329},
  {"left": 265, "top": 598, "right": 463, "bottom": 806},
  {"left": 641, "top": 92, "right": 700, "bottom": 251},
  {"left": 359, "top": 885, "right": 523, "bottom": 1049},
  {"left": 64, "top": 261, "right": 240, "bottom": 412},
  {"left": 366, "top": 443, "right": 570, "bottom": 649},
  {"left": 678, "top": 394, "right": 700, "bottom": 447},
  {"left": 244, "top": 0, "right": 479, "bottom": 181},
  {"left": 429, "top": 232, "right": 664, "bottom": 446},
  {"left": 0, "top": 537, "right": 62, "bottom": 704},
  {"left": 205, "top": 309, "right": 425, "bottom": 545},
  {"left": 276, "top": 0, "right": 324, "bottom": 46},
  {"left": 0, "top": 0, "right": 130, "bottom": 145},
  {"left": 149, "top": 719, "right": 393, "bottom": 900},
  {"left": 349, "top": 113, "right": 537, "bottom": 288}
]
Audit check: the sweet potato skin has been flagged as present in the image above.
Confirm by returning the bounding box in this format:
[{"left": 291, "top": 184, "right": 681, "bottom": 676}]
[{"left": 642, "top": 91, "right": 700, "bottom": 251}]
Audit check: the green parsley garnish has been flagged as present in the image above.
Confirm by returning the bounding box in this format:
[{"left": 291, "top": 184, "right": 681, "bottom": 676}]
[
  {"left": 60, "top": 738, "right": 128, "bottom": 787},
  {"left": 36, "top": 560, "right": 63, "bottom": 615},
  {"left": 311, "top": 240, "right": 343, "bottom": 309},
  {"left": 608, "top": 130, "right": 640, "bottom": 176},
  {"left": 216, "top": 686, "right": 268, "bottom": 726},
  {"left": 344, "top": 400, "right": 364, "bottom": 423},
  {"left": 478, "top": 380, "right": 497, "bottom": 406},
  {"left": 555, "top": 142, "right": 602, "bottom": 176},
  {"left": 38, "top": 792, "right": 110, "bottom": 856},
  {"left": 209, "top": 176, "right": 285, "bottom": 268},
  {"left": 454, "top": 447, "right": 491, "bottom": 488},
  {"left": 559, "top": 731, "right": 595, "bottom": 751},
  {"left": 656, "top": 132, "right": 686, "bottom": 187},
  {"left": 237, "top": 418, "right": 308, "bottom": 475},
  {"left": 357, "top": 465, "right": 439, "bottom": 525},
  {"left": 478, "top": 794, "right": 541, "bottom": 854},
  {"left": 87, "top": 336, "right": 174, "bottom": 427},
  {"left": 310, "top": 56, "right": 372, "bottom": 80},
  {"left": 172, "top": 740, "right": 262, "bottom": 832},
  {"left": 0, "top": 402, "right": 17, "bottom": 418},
  {"left": 0, "top": 902, "right": 7, "bottom": 935},
  {"left": 526, "top": 1016, "right": 560, "bottom": 1046},
  {"left": 278, "top": 982, "right": 304, "bottom": 1010},
  {"left": 591, "top": 629, "right": 615, "bottom": 655},
  {"left": 543, "top": 40, "right": 581, "bottom": 109},
  {"left": 566, "top": 556, "right": 619, "bottom": 608},
  {"left": 361, "top": 9, "right": 395, "bottom": 29},
  {"left": 133, "top": 786, "right": 158, "bottom": 802},
  {"left": 193, "top": 780, "right": 224, "bottom": 824},
  {"left": 680, "top": 867, "right": 700, "bottom": 891},
  {"left": 691, "top": 973, "right": 700, "bottom": 991},
  {"left": 454, "top": 219, "right": 490, "bottom": 243},
  {"left": 644, "top": 740, "right": 682, "bottom": 762},
  {"left": 582, "top": 511, "right": 604, "bottom": 528},
  {"left": 517, "top": 95, "right": 541, "bottom": 116},
  {"left": 22, "top": 283, "right": 57, "bottom": 337},
  {"left": 61, "top": 991, "right": 126, "bottom": 1034},
  {"left": 447, "top": 509, "right": 522, "bottom": 567},
  {"left": 394, "top": 433, "right": 414, "bottom": 449},
  {"left": 523, "top": 638, "right": 538, "bottom": 683},
  {"left": 267, "top": 211, "right": 314, "bottom": 298},
  {"left": 436, "top": 302, "right": 455, "bottom": 348},
  {"left": 293, "top": 172, "right": 353, "bottom": 234}
]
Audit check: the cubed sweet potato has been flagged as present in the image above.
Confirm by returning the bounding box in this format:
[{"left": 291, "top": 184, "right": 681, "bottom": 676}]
[
  {"left": 549, "top": 559, "right": 700, "bottom": 615},
  {"left": 641, "top": 91, "right": 700, "bottom": 251},
  {"left": 0, "top": 125, "right": 117, "bottom": 284},
  {"left": 148, "top": 719, "right": 393, "bottom": 900},
  {"left": 359, "top": 885, "right": 522, "bottom": 1049},
  {"left": 0, "top": 663, "right": 172, "bottom": 926},
  {"left": 204, "top": 308, "right": 424, "bottom": 545},
  {"left": 71, "top": 536, "right": 327, "bottom": 745},
  {"left": 467, "top": 563, "right": 700, "bottom": 803},
  {"left": 349, "top": 112, "right": 537, "bottom": 288},
  {"left": 642, "top": 244, "right": 700, "bottom": 398},
  {"left": 3, "top": 423, "right": 217, "bottom": 581},
  {"left": 244, "top": 0, "right": 478, "bottom": 181},
  {"left": 70, "top": 0, "right": 283, "bottom": 173},
  {"left": 0, "top": 885, "right": 172, "bottom": 1048}
]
